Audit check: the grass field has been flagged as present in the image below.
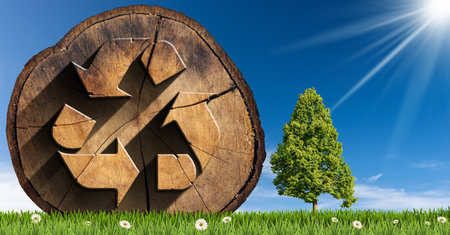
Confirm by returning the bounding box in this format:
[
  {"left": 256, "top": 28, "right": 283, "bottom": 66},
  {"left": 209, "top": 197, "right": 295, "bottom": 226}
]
[{"left": 0, "top": 208, "right": 448, "bottom": 234}]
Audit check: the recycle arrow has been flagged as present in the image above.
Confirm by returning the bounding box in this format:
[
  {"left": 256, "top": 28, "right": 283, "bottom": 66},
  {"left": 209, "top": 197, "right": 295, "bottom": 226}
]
[
  {"left": 72, "top": 39, "right": 149, "bottom": 98},
  {"left": 59, "top": 138, "right": 139, "bottom": 206},
  {"left": 58, "top": 40, "right": 221, "bottom": 202},
  {"left": 161, "top": 92, "right": 221, "bottom": 171}
]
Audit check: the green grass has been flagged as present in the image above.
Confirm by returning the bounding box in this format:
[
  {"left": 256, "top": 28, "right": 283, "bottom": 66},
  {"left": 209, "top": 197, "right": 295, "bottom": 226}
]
[{"left": 0, "top": 208, "right": 448, "bottom": 234}]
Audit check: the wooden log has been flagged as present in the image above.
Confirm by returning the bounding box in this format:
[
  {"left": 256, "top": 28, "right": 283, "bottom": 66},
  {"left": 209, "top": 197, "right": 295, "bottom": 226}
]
[{"left": 6, "top": 5, "right": 265, "bottom": 214}]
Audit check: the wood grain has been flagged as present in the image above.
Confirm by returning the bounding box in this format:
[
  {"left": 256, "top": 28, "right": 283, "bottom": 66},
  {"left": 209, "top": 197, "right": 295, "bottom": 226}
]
[
  {"left": 60, "top": 138, "right": 139, "bottom": 206},
  {"left": 73, "top": 39, "right": 150, "bottom": 98},
  {"left": 157, "top": 154, "right": 196, "bottom": 190},
  {"left": 52, "top": 104, "right": 96, "bottom": 149},
  {"left": 193, "top": 89, "right": 256, "bottom": 211},
  {"left": 7, "top": 5, "right": 265, "bottom": 214},
  {"left": 161, "top": 92, "right": 220, "bottom": 171},
  {"left": 59, "top": 153, "right": 93, "bottom": 178},
  {"left": 141, "top": 40, "right": 186, "bottom": 86}
]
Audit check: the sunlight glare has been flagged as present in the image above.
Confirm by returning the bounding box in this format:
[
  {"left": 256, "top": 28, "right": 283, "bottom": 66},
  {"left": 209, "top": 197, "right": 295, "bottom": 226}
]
[
  {"left": 331, "top": 18, "right": 434, "bottom": 112},
  {"left": 424, "top": 0, "right": 450, "bottom": 23}
]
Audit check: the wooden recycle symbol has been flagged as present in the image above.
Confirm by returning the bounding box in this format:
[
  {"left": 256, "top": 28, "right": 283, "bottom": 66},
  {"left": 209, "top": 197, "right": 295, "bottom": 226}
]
[
  {"left": 57, "top": 38, "right": 220, "bottom": 206},
  {"left": 7, "top": 6, "right": 265, "bottom": 213}
]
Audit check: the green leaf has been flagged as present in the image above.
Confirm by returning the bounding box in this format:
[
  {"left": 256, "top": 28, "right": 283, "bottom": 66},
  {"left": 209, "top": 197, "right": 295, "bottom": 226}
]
[{"left": 270, "top": 87, "right": 358, "bottom": 210}]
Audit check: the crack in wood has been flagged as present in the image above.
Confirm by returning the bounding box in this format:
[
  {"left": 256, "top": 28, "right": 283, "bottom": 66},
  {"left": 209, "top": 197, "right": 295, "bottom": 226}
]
[
  {"left": 93, "top": 117, "right": 137, "bottom": 155},
  {"left": 172, "top": 152, "right": 212, "bottom": 212},
  {"left": 13, "top": 9, "right": 263, "bottom": 214},
  {"left": 55, "top": 110, "right": 139, "bottom": 209},
  {"left": 189, "top": 144, "right": 230, "bottom": 165},
  {"left": 56, "top": 115, "right": 137, "bottom": 210},
  {"left": 74, "top": 42, "right": 99, "bottom": 70},
  {"left": 16, "top": 109, "right": 127, "bottom": 129},
  {"left": 85, "top": 81, "right": 237, "bottom": 209},
  {"left": 65, "top": 12, "right": 157, "bottom": 51},
  {"left": 172, "top": 154, "right": 195, "bottom": 185},
  {"left": 214, "top": 145, "right": 251, "bottom": 155},
  {"left": 136, "top": 85, "right": 235, "bottom": 119},
  {"left": 158, "top": 15, "right": 262, "bottom": 213},
  {"left": 11, "top": 49, "right": 64, "bottom": 211},
  {"left": 57, "top": 181, "right": 75, "bottom": 209},
  {"left": 137, "top": 15, "right": 162, "bottom": 212},
  {"left": 142, "top": 125, "right": 210, "bottom": 210},
  {"left": 152, "top": 17, "right": 262, "bottom": 212},
  {"left": 56, "top": 14, "right": 159, "bottom": 211},
  {"left": 220, "top": 131, "right": 259, "bottom": 212},
  {"left": 11, "top": 72, "right": 60, "bottom": 212},
  {"left": 74, "top": 39, "right": 150, "bottom": 98},
  {"left": 54, "top": 83, "right": 232, "bottom": 210},
  {"left": 204, "top": 142, "right": 251, "bottom": 156},
  {"left": 160, "top": 16, "right": 238, "bottom": 89},
  {"left": 89, "top": 84, "right": 234, "bottom": 160},
  {"left": 191, "top": 183, "right": 211, "bottom": 212},
  {"left": 17, "top": 119, "right": 95, "bottom": 129},
  {"left": 128, "top": 13, "right": 133, "bottom": 40},
  {"left": 170, "top": 86, "right": 237, "bottom": 110}
]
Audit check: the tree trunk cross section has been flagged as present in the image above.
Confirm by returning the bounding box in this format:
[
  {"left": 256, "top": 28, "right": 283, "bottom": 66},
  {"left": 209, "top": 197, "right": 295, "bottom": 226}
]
[{"left": 6, "top": 5, "right": 265, "bottom": 213}]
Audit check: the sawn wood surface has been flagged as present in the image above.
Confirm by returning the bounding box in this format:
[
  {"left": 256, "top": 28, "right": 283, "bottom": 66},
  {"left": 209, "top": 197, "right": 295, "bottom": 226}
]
[{"left": 6, "top": 5, "right": 265, "bottom": 214}]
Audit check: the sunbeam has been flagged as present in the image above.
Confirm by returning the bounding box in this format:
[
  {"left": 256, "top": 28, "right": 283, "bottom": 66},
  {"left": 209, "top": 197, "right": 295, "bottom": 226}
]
[
  {"left": 340, "top": 17, "right": 420, "bottom": 65},
  {"left": 273, "top": 9, "right": 424, "bottom": 55},
  {"left": 367, "top": 9, "right": 426, "bottom": 32},
  {"left": 331, "top": 17, "right": 435, "bottom": 112},
  {"left": 388, "top": 26, "right": 445, "bottom": 153}
]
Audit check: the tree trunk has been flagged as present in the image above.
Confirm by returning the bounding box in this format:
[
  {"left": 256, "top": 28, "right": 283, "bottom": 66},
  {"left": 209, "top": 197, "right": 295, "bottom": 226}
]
[
  {"left": 6, "top": 5, "right": 265, "bottom": 214},
  {"left": 313, "top": 200, "right": 318, "bottom": 213}
]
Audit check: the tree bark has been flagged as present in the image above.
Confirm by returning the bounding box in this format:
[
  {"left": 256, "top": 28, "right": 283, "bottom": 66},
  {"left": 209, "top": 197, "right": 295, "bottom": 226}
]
[
  {"left": 313, "top": 200, "right": 318, "bottom": 213},
  {"left": 6, "top": 5, "right": 265, "bottom": 214}
]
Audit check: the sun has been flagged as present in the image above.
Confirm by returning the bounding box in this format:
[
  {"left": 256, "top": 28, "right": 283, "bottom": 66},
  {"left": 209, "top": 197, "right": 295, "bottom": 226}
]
[
  {"left": 277, "top": 0, "right": 450, "bottom": 112},
  {"left": 424, "top": 0, "right": 450, "bottom": 23}
]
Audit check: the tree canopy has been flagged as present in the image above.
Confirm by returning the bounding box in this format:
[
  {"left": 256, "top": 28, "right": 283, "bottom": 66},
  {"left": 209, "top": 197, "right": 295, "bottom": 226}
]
[{"left": 270, "top": 87, "right": 358, "bottom": 212}]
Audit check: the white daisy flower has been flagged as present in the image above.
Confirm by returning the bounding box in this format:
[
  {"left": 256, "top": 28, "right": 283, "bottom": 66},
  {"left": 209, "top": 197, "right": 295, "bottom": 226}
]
[
  {"left": 393, "top": 219, "right": 399, "bottom": 224},
  {"left": 85, "top": 221, "right": 91, "bottom": 226},
  {"left": 222, "top": 216, "right": 232, "bottom": 223},
  {"left": 119, "top": 220, "right": 131, "bottom": 229},
  {"left": 352, "top": 220, "right": 362, "bottom": 229},
  {"left": 437, "top": 216, "right": 447, "bottom": 224},
  {"left": 31, "top": 214, "right": 41, "bottom": 224},
  {"left": 425, "top": 221, "right": 431, "bottom": 226},
  {"left": 195, "top": 218, "right": 208, "bottom": 231},
  {"left": 331, "top": 217, "right": 338, "bottom": 223}
]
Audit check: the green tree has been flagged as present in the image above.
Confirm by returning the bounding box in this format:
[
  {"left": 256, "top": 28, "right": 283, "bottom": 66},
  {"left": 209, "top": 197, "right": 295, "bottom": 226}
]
[{"left": 270, "top": 87, "right": 358, "bottom": 212}]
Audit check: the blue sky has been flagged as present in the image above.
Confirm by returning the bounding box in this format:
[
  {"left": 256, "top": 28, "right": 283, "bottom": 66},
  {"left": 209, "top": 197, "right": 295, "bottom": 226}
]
[{"left": 1, "top": 0, "right": 449, "bottom": 212}]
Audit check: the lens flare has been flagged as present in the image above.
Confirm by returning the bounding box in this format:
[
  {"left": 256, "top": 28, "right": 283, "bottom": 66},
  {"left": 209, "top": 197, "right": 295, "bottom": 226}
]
[
  {"left": 424, "top": 0, "right": 450, "bottom": 22},
  {"left": 275, "top": 0, "right": 449, "bottom": 114}
]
